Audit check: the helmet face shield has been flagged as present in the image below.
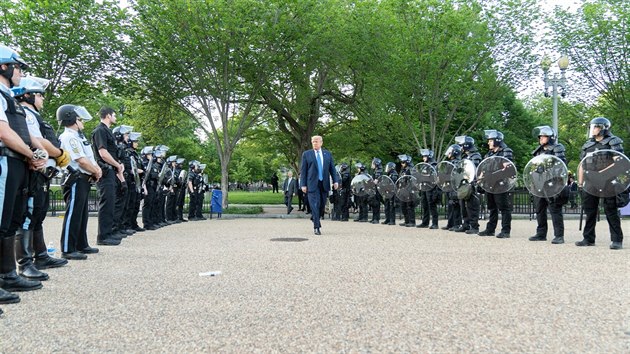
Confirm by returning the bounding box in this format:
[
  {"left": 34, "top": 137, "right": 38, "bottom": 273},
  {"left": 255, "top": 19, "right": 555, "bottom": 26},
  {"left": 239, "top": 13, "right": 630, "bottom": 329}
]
[
  {"left": 73, "top": 106, "right": 93, "bottom": 122},
  {"left": 119, "top": 125, "right": 134, "bottom": 135},
  {"left": 176, "top": 158, "right": 185, "bottom": 165},
  {"left": 11, "top": 76, "right": 49, "bottom": 96},
  {"left": 141, "top": 146, "right": 154, "bottom": 155},
  {"left": 532, "top": 125, "right": 554, "bottom": 138},
  {"left": 385, "top": 162, "right": 396, "bottom": 173},
  {"left": 129, "top": 132, "right": 142, "bottom": 142}
]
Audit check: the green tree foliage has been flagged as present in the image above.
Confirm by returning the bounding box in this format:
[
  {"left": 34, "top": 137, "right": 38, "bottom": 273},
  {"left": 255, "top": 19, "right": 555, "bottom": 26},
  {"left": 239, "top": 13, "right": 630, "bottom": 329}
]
[
  {"left": 129, "top": 0, "right": 272, "bottom": 207},
  {"left": 0, "top": 0, "right": 127, "bottom": 122},
  {"left": 549, "top": 0, "right": 630, "bottom": 142}
]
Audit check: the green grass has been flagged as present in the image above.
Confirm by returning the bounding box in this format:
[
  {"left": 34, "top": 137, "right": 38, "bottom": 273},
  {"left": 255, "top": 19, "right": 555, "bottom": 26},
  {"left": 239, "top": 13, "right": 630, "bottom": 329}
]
[
  {"left": 227, "top": 190, "right": 291, "bottom": 205},
  {"left": 222, "top": 206, "right": 264, "bottom": 214}
]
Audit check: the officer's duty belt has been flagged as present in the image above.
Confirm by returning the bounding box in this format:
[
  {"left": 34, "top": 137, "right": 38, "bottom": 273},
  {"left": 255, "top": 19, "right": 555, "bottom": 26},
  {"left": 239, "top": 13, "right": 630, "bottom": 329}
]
[{"left": 0, "top": 147, "right": 28, "bottom": 161}]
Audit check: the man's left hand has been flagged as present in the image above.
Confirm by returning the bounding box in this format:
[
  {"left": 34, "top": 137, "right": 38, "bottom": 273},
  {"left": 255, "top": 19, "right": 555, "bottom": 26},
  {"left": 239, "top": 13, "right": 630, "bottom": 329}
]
[{"left": 333, "top": 182, "right": 339, "bottom": 190}]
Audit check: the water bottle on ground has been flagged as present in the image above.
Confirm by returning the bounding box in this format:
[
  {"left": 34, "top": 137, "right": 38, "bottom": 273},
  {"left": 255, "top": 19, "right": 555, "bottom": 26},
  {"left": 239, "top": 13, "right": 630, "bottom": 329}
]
[{"left": 47, "top": 242, "right": 56, "bottom": 258}]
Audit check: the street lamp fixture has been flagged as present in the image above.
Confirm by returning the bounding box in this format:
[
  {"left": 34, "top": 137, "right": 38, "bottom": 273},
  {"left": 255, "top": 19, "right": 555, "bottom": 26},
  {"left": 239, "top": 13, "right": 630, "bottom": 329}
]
[{"left": 542, "top": 55, "right": 569, "bottom": 139}]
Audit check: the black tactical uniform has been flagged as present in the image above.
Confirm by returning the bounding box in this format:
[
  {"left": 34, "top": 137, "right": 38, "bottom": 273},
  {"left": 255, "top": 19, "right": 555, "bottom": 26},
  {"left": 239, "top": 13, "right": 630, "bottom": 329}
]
[
  {"left": 91, "top": 115, "right": 121, "bottom": 243},
  {"left": 141, "top": 147, "right": 158, "bottom": 230},
  {"left": 417, "top": 149, "right": 440, "bottom": 229},
  {"left": 382, "top": 162, "right": 398, "bottom": 225},
  {"left": 528, "top": 126, "right": 567, "bottom": 244},
  {"left": 443, "top": 145, "right": 463, "bottom": 231},
  {"left": 124, "top": 133, "right": 144, "bottom": 231},
  {"left": 398, "top": 155, "right": 416, "bottom": 227},
  {"left": 338, "top": 163, "right": 351, "bottom": 221},
  {"left": 369, "top": 158, "right": 383, "bottom": 224},
  {"left": 478, "top": 130, "right": 514, "bottom": 239},
  {"left": 576, "top": 117, "right": 625, "bottom": 249},
  {"left": 353, "top": 162, "right": 369, "bottom": 222},
  {"left": 112, "top": 126, "right": 133, "bottom": 236},
  {"left": 453, "top": 137, "right": 481, "bottom": 234}
]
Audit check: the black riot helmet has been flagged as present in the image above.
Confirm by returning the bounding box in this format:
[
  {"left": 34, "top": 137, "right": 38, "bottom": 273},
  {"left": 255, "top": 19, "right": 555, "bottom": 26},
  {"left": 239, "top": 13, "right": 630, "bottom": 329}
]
[
  {"left": 398, "top": 154, "right": 412, "bottom": 165},
  {"left": 385, "top": 162, "right": 396, "bottom": 173},
  {"left": 445, "top": 144, "right": 462, "bottom": 160},
  {"left": 532, "top": 125, "right": 555, "bottom": 145},
  {"left": 588, "top": 117, "right": 611, "bottom": 138},
  {"left": 371, "top": 158, "right": 382, "bottom": 169},
  {"left": 112, "top": 125, "right": 133, "bottom": 142},
  {"left": 355, "top": 162, "right": 366, "bottom": 172},
  {"left": 454, "top": 136, "right": 475, "bottom": 151},
  {"left": 340, "top": 162, "right": 349, "bottom": 172},
  {"left": 56, "top": 104, "right": 93, "bottom": 127},
  {"left": 484, "top": 129, "right": 504, "bottom": 143},
  {"left": 420, "top": 149, "right": 434, "bottom": 159}
]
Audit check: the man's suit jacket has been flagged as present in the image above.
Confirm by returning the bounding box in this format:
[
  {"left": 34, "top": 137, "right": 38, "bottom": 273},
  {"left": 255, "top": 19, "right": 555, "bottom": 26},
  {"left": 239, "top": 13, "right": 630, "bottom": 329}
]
[
  {"left": 283, "top": 177, "right": 297, "bottom": 195},
  {"left": 300, "top": 148, "right": 339, "bottom": 192}
]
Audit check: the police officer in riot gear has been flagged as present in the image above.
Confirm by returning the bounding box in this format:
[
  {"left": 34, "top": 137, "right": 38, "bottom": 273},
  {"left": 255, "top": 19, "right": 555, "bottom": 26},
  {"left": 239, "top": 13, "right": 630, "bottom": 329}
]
[
  {"left": 454, "top": 136, "right": 481, "bottom": 234},
  {"left": 187, "top": 160, "right": 199, "bottom": 220},
  {"left": 152, "top": 147, "right": 169, "bottom": 226},
  {"left": 478, "top": 130, "right": 514, "bottom": 239},
  {"left": 382, "top": 162, "right": 399, "bottom": 225},
  {"left": 58, "top": 105, "right": 103, "bottom": 257},
  {"left": 443, "top": 145, "right": 463, "bottom": 231},
  {"left": 124, "top": 132, "right": 145, "bottom": 231},
  {"left": 0, "top": 45, "right": 48, "bottom": 300},
  {"left": 13, "top": 76, "right": 70, "bottom": 279},
  {"left": 141, "top": 146, "right": 159, "bottom": 230},
  {"left": 529, "top": 126, "right": 567, "bottom": 244},
  {"left": 175, "top": 158, "right": 188, "bottom": 222},
  {"left": 577, "top": 117, "right": 625, "bottom": 249},
  {"left": 417, "top": 149, "right": 440, "bottom": 229},
  {"left": 112, "top": 125, "right": 134, "bottom": 236},
  {"left": 398, "top": 154, "right": 416, "bottom": 227},
  {"left": 369, "top": 158, "right": 383, "bottom": 224},
  {"left": 164, "top": 155, "right": 179, "bottom": 222},
  {"left": 338, "top": 163, "right": 351, "bottom": 221},
  {"left": 353, "top": 162, "right": 369, "bottom": 222}
]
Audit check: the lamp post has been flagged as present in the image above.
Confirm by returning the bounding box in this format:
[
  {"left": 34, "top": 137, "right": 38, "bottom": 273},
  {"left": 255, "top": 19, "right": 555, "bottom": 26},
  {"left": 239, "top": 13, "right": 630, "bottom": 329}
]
[{"left": 541, "top": 55, "right": 569, "bottom": 139}]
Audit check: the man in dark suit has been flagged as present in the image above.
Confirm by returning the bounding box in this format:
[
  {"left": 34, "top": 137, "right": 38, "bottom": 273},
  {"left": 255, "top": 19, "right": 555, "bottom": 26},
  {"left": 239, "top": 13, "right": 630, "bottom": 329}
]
[
  {"left": 283, "top": 170, "right": 297, "bottom": 214},
  {"left": 300, "top": 135, "right": 340, "bottom": 235}
]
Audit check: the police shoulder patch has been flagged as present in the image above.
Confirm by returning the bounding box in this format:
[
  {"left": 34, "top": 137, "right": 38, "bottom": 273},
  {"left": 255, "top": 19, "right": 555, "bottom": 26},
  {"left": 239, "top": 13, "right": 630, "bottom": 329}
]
[{"left": 70, "top": 139, "right": 80, "bottom": 154}]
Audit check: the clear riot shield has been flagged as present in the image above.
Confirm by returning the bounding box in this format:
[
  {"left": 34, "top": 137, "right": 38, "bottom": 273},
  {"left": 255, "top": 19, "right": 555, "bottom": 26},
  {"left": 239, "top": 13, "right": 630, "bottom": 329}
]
[
  {"left": 351, "top": 174, "right": 376, "bottom": 197},
  {"left": 476, "top": 156, "right": 517, "bottom": 194},
  {"left": 395, "top": 175, "right": 420, "bottom": 202},
  {"left": 578, "top": 149, "right": 630, "bottom": 198},
  {"left": 436, "top": 161, "right": 455, "bottom": 192},
  {"left": 376, "top": 175, "right": 396, "bottom": 200},
  {"left": 523, "top": 155, "right": 568, "bottom": 198},
  {"left": 451, "top": 159, "right": 476, "bottom": 191},
  {"left": 157, "top": 162, "right": 168, "bottom": 186},
  {"left": 413, "top": 163, "right": 437, "bottom": 191},
  {"left": 130, "top": 157, "right": 141, "bottom": 193}
]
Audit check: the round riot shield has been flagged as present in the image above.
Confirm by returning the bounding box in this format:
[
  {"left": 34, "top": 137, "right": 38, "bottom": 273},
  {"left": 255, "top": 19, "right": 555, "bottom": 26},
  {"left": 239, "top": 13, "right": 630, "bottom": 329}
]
[
  {"left": 376, "top": 175, "right": 396, "bottom": 200},
  {"left": 351, "top": 174, "right": 375, "bottom": 197},
  {"left": 476, "top": 156, "right": 517, "bottom": 194},
  {"left": 578, "top": 149, "right": 630, "bottom": 198},
  {"left": 395, "top": 175, "right": 420, "bottom": 202},
  {"left": 436, "top": 161, "right": 455, "bottom": 192},
  {"left": 523, "top": 155, "right": 568, "bottom": 198},
  {"left": 451, "top": 159, "right": 476, "bottom": 191},
  {"left": 412, "top": 163, "right": 437, "bottom": 191}
]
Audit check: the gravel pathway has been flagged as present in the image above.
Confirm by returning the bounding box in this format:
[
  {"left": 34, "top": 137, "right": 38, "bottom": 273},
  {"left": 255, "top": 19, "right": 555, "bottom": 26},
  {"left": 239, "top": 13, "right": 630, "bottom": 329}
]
[{"left": 1, "top": 216, "right": 628, "bottom": 353}]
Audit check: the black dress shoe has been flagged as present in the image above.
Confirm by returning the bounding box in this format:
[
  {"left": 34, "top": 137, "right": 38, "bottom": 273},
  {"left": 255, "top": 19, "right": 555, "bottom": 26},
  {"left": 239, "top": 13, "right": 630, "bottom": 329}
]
[
  {"left": 478, "top": 230, "right": 494, "bottom": 236},
  {"left": 429, "top": 225, "right": 439, "bottom": 229},
  {"left": 97, "top": 238, "right": 121, "bottom": 246},
  {"left": 381, "top": 221, "right": 389, "bottom": 225},
  {"left": 496, "top": 232, "right": 511, "bottom": 239},
  {"left": 80, "top": 247, "right": 99, "bottom": 254},
  {"left": 0, "top": 287, "right": 20, "bottom": 304},
  {"left": 528, "top": 235, "right": 546, "bottom": 241},
  {"left": 0, "top": 271, "right": 42, "bottom": 292},
  {"left": 62, "top": 252, "right": 88, "bottom": 260},
  {"left": 416, "top": 224, "right": 429, "bottom": 228},
  {"left": 19, "top": 264, "right": 49, "bottom": 281},
  {"left": 453, "top": 226, "right": 467, "bottom": 233},
  {"left": 609, "top": 242, "right": 623, "bottom": 250},
  {"left": 465, "top": 229, "right": 479, "bottom": 235},
  {"left": 314, "top": 228, "right": 321, "bottom": 235},
  {"left": 575, "top": 239, "right": 595, "bottom": 247},
  {"left": 34, "top": 256, "right": 68, "bottom": 269},
  {"left": 551, "top": 237, "right": 564, "bottom": 244},
  {"left": 441, "top": 226, "right": 451, "bottom": 230},
  {"left": 370, "top": 220, "right": 379, "bottom": 224}
]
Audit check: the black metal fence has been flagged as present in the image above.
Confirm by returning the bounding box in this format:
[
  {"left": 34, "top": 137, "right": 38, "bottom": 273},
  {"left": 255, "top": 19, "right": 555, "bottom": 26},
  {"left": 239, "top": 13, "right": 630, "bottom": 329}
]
[{"left": 48, "top": 187, "right": 583, "bottom": 217}]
